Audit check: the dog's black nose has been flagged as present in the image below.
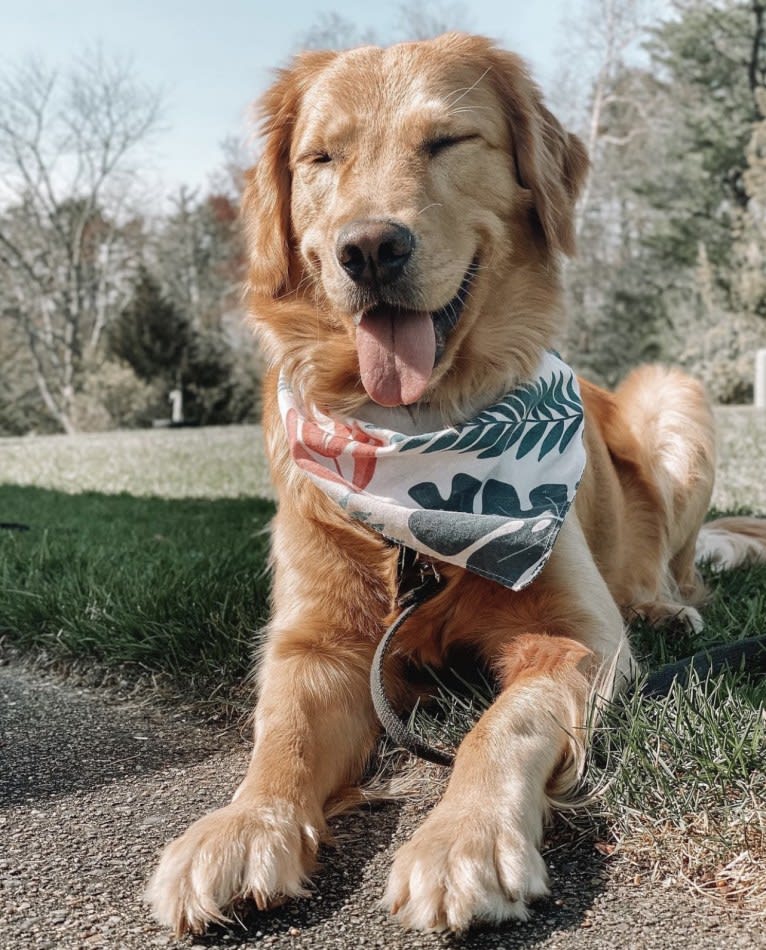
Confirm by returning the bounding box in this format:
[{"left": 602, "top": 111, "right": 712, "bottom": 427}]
[{"left": 336, "top": 219, "right": 414, "bottom": 286}]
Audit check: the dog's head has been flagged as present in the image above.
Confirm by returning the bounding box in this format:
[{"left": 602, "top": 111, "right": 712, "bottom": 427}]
[{"left": 244, "top": 33, "right": 587, "bottom": 419}]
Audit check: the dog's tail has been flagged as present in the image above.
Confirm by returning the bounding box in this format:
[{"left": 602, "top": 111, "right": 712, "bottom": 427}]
[{"left": 696, "top": 516, "right": 766, "bottom": 571}]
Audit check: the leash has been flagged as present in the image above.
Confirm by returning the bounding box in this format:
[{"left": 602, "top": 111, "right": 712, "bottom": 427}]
[
  {"left": 369, "top": 548, "right": 454, "bottom": 767},
  {"left": 638, "top": 635, "right": 766, "bottom": 698},
  {"left": 370, "top": 547, "right": 766, "bottom": 766}
]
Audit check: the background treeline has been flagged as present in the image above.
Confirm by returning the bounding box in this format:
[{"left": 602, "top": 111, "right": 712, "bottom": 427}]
[
  {"left": 0, "top": 55, "right": 259, "bottom": 435},
  {"left": 0, "top": 0, "right": 764, "bottom": 436},
  {"left": 563, "top": 0, "right": 766, "bottom": 402}
]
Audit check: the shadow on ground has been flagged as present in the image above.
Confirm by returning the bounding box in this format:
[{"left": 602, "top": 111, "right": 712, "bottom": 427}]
[{"left": 0, "top": 665, "right": 235, "bottom": 806}]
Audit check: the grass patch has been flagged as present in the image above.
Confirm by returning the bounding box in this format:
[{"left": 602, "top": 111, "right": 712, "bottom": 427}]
[
  {"left": 587, "top": 671, "right": 766, "bottom": 914},
  {"left": 0, "top": 485, "right": 275, "bottom": 705},
  {"left": 0, "top": 426, "right": 274, "bottom": 499},
  {"left": 592, "top": 563, "right": 766, "bottom": 915}
]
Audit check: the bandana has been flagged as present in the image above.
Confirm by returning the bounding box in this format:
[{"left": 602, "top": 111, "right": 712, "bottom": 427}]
[{"left": 278, "top": 351, "right": 586, "bottom": 591}]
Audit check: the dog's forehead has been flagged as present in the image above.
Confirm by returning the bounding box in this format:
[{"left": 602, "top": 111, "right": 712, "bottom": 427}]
[{"left": 295, "top": 43, "right": 507, "bottom": 145}]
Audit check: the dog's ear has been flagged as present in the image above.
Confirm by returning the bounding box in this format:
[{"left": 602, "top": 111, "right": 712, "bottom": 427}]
[
  {"left": 489, "top": 49, "right": 589, "bottom": 256},
  {"left": 242, "top": 51, "right": 337, "bottom": 296}
]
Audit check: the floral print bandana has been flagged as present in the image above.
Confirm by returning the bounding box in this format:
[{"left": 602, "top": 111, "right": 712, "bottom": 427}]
[{"left": 278, "top": 351, "right": 586, "bottom": 591}]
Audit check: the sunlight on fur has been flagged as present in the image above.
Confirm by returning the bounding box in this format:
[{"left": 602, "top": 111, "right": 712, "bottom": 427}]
[{"left": 146, "top": 31, "right": 766, "bottom": 937}]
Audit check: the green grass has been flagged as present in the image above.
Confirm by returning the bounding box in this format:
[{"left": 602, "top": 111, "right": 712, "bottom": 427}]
[
  {"left": 621, "top": 541, "right": 766, "bottom": 876},
  {"left": 0, "top": 485, "right": 275, "bottom": 703},
  {"left": 583, "top": 662, "right": 766, "bottom": 915}
]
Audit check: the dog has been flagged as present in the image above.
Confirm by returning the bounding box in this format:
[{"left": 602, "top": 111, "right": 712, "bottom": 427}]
[{"left": 146, "top": 31, "right": 766, "bottom": 935}]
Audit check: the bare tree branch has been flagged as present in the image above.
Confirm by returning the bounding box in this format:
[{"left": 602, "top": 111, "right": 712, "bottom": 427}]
[{"left": 0, "top": 52, "right": 161, "bottom": 432}]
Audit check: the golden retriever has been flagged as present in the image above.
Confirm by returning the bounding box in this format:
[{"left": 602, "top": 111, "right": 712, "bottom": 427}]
[{"left": 146, "top": 31, "right": 766, "bottom": 935}]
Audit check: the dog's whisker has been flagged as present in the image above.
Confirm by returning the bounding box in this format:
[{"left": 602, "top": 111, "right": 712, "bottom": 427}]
[
  {"left": 446, "top": 105, "right": 494, "bottom": 117},
  {"left": 444, "top": 68, "right": 491, "bottom": 108}
]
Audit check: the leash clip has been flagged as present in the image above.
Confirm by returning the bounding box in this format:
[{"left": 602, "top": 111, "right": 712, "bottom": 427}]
[{"left": 396, "top": 547, "right": 444, "bottom": 608}]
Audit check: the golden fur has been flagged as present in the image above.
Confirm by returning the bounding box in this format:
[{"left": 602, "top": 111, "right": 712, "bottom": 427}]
[{"left": 147, "top": 32, "right": 766, "bottom": 935}]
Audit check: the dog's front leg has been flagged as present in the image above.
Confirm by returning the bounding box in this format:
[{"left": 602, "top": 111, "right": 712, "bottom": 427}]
[
  {"left": 147, "top": 507, "right": 389, "bottom": 936},
  {"left": 384, "top": 514, "right": 633, "bottom": 932},
  {"left": 383, "top": 633, "right": 591, "bottom": 931}
]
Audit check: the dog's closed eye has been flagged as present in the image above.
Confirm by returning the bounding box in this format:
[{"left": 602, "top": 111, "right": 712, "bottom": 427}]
[
  {"left": 424, "top": 133, "right": 481, "bottom": 157},
  {"left": 296, "top": 149, "right": 336, "bottom": 166}
]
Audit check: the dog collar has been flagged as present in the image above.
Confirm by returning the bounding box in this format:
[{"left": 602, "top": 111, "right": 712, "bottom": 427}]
[{"left": 278, "top": 351, "right": 586, "bottom": 591}]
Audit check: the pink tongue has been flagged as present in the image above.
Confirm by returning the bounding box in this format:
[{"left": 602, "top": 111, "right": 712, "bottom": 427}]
[{"left": 356, "top": 308, "right": 436, "bottom": 406}]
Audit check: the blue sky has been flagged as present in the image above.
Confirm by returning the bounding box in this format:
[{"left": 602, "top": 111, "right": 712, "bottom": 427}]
[{"left": 3, "top": 1, "right": 579, "bottom": 191}]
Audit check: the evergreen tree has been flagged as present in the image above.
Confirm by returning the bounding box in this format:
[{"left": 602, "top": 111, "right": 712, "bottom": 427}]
[
  {"left": 108, "top": 268, "right": 191, "bottom": 385},
  {"left": 108, "top": 267, "right": 257, "bottom": 425},
  {"left": 566, "top": 0, "right": 766, "bottom": 401},
  {"left": 639, "top": 0, "right": 765, "bottom": 294}
]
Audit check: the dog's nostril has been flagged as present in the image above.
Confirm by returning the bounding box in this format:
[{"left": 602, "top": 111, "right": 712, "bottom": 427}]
[
  {"left": 338, "top": 243, "right": 367, "bottom": 281},
  {"left": 336, "top": 220, "right": 415, "bottom": 286},
  {"left": 378, "top": 238, "right": 410, "bottom": 268}
]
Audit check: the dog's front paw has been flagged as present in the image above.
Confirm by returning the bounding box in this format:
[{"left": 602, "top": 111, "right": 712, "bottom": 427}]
[
  {"left": 383, "top": 803, "right": 549, "bottom": 932},
  {"left": 145, "top": 801, "right": 321, "bottom": 935}
]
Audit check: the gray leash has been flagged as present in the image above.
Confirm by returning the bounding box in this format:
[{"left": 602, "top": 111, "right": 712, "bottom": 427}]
[{"left": 370, "top": 551, "right": 454, "bottom": 767}]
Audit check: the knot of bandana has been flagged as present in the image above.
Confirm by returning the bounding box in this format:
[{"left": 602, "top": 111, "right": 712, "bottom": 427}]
[{"left": 278, "top": 352, "right": 586, "bottom": 591}]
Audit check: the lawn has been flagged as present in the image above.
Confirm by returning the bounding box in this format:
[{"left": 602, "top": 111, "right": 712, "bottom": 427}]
[
  {"left": 0, "top": 426, "right": 276, "bottom": 705},
  {"left": 2, "top": 408, "right": 766, "bottom": 509},
  {"left": 0, "top": 483, "right": 275, "bottom": 705},
  {"left": 1, "top": 416, "right": 765, "bottom": 915},
  {"left": 0, "top": 425, "right": 274, "bottom": 499}
]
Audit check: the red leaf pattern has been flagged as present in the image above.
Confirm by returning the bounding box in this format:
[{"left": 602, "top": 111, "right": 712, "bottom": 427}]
[{"left": 285, "top": 408, "right": 384, "bottom": 490}]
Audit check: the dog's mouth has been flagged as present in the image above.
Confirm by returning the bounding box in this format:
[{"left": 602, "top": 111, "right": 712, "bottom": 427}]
[{"left": 354, "top": 259, "right": 478, "bottom": 407}]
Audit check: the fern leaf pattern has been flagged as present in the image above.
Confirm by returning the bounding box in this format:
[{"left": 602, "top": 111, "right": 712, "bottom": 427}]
[{"left": 398, "top": 368, "right": 583, "bottom": 462}]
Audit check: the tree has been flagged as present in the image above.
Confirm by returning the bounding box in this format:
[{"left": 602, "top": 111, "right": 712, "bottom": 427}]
[
  {"left": 392, "top": 2, "right": 473, "bottom": 40},
  {"left": 552, "top": 0, "right": 663, "bottom": 383},
  {"left": 551, "top": 0, "right": 657, "bottom": 230},
  {"left": 562, "top": 0, "right": 766, "bottom": 400},
  {"left": 151, "top": 187, "right": 244, "bottom": 331},
  {"left": 639, "top": 1, "right": 765, "bottom": 285},
  {"left": 108, "top": 267, "right": 190, "bottom": 384},
  {"left": 0, "top": 51, "right": 161, "bottom": 432},
  {"left": 144, "top": 185, "right": 260, "bottom": 425},
  {"left": 109, "top": 267, "right": 258, "bottom": 427},
  {"left": 630, "top": 0, "right": 766, "bottom": 400},
  {"left": 297, "top": 11, "right": 378, "bottom": 50}
]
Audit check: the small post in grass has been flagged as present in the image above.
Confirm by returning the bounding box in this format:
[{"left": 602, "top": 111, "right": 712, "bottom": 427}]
[
  {"left": 169, "top": 388, "right": 184, "bottom": 425},
  {"left": 755, "top": 349, "right": 766, "bottom": 409}
]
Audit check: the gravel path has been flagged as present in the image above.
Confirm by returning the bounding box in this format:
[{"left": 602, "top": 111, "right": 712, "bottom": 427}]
[{"left": 2, "top": 665, "right": 763, "bottom": 950}]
